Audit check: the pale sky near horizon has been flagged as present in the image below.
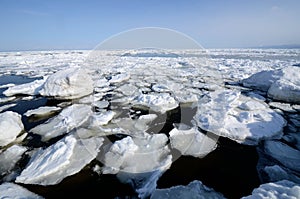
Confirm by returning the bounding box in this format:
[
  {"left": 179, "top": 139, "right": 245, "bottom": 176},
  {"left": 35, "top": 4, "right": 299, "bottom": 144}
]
[{"left": 0, "top": 0, "right": 299, "bottom": 51}]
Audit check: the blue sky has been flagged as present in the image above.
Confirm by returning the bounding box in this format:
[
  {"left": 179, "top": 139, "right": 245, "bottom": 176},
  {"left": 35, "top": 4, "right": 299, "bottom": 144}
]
[{"left": 0, "top": 0, "right": 299, "bottom": 51}]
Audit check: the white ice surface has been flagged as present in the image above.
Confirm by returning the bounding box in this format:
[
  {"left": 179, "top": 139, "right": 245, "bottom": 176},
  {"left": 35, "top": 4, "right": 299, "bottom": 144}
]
[
  {"left": 264, "top": 140, "right": 300, "bottom": 173},
  {"left": 195, "top": 90, "right": 286, "bottom": 145},
  {"left": 109, "top": 73, "right": 130, "bottom": 84},
  {"left": 0, "top": 145, "right": 27, "bottom": 176},
  {"left": 89, "top": 111, "right": 115, "bottom": 126},
  {"left": 242, "top": 180, "right": 300, "bottom": 199},
  {"left": 0, "top": 111, "right": 24, "bottom": 147},
  {"left": 39, "top": 67, "right": 93, "bottom": 99},
  {"left": 243, "top": 66, "right": 300, "bottom": 103},
  {"left": 133, "top": 93, "right": 178, "bottom": 113},
  {"left": 102, "top": 134, "right": 172, "bottom": 198},
  {"left": 30, "top": 104, "right": 92, "bottom": 141},
  {"left": 16, "top": 135, "right": 103, "bottom": 185},
  {"left": 0, "top": 103, "right": 16, "bottom": 113},
  {"left": 263, "top": 165, "right": 300, "bottom": 184},
  {"left": 0, "top": 182, "right": 43, "bottom": 199},
  {"left": 3, "top": 78, "right": 46, "bottom": 96},
  {"left": 169, "top": 125, "right": 217, "bottom": 158},
  {"left": 268, "top": 67, "right": 300, "bottom": 103},
  {"left": 24, "top": 106, "right": 61, "bottom": 117}
]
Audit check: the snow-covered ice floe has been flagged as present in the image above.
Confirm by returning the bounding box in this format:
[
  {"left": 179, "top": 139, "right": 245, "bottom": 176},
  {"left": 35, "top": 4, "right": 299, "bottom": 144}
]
[
  {"left": 0, "top": 111, "right": 24, "bottom": 147},
  {"left": 16, "top": 135, "right": 103, "bottom": 185},
  {"left": 3, "top": 78, "right": 46, "bottom": 96},
  {"left": 30, "top": 104, "right": 92, "bottom": 141},
  {"left": 0, "top": 182, "right": 44, "bottom": 199},
  {"left": 263, "top": 165, "right": 300, "bottom": 184},
  {"left": 24, "top": 106, "right": 62, "bottom": 117},
  {"left": 0, "top": 145, "right": 27, "bottom": 176},
  {"left": 39, "top": 67, "right": 94, "bottom": 99},
  {"left": 169, "top": 124, "right": 217, "bottom": 158},
  {"left": 133, "top": 93, "right": 178, "bottom": 113},
  {"left": 151, "top": 180, "right": 226, "bottom": 199},
  {"left": 195, "top": 89, "right": 286, "bottom": 145},
  {"left": 243, "top": 66, "right": 300, "bottom": 103},
  {"left": 242, "top": 180, "right": 300, "bottom": 199},
  {"left": 102, "top": 133, "right": 172, "bottom": 198},
  {"left": 263, "top": 140, "right": 300, "bottom": 173}
]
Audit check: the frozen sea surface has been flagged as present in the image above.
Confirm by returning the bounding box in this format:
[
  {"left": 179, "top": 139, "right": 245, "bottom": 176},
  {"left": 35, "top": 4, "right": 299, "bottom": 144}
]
[{"left": 0, "top": 48, "right": 299, "bottom": 199}]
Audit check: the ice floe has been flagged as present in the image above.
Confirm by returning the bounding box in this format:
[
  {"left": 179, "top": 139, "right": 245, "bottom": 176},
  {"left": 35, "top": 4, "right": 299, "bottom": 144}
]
[
  {"left": 195, "top": 90, "right": 286, "bottom": 145},
  {"left": 242, "top": 180, "right": 300, "bottom": 199},
  {"left": 133, "top": 93, "right": 178, "bottom": 113},
  {"left": 268, "top": 66, "right": 300, "bottom": 103},
  {"left": 263, "top": 165, "right": 300, "bottom": 184},
  {"left": 151, "top": 180, "right": 225, "bottom": 199},
  {"left": 0, "top": 96, "right": 16, "bottom": 103},
  {"left": 269, "top": 102, "right": 297, "bottom": 113},
  {"left": 0, "top": 111, "right": 24, "bottom": 147},
  {"left": 3, "top": 78, "right": 46, "bottom": 96},
  {"left": 39, "top": 67, "right": 93, "bottom": 99},
  {"left": 0, "top": 103, "right": 16, "bottom": 113},
  {"left": 24, "top": 106, "right": 62, "bottom": 117},
  {"left": 16, "top": 135, "right": 103, "bottom": 185},
  {"left": 243, "top": 66, "right": 300, "bottom": 103},
  {"left": 242, "top": 70, "right": 282, "bottom": 91},
  {"left": 0, "top": 182, "right": 43, "bottom": 199},
  {"left": 0, "top": 145, "right": 27, "bottom": 176},
  {"left": 109, "top": 73, "right": 130, "bottom": 84},
  {"left": 102, "top": 134, "right": 172, "bottom": 198},
  {"left": 30, "top": 104, "right": 92, "bottom": 141},
  {"left": 93, "top": 100, "right": 110, "bottom": 109},
  {"left": 89, "top": 111, "right": 115, "bottom": 126},
  {"left": 263, "top": 140, "right": 300, "bottom": 173},
  {"left": 169, "top": 125, "right": 217, "bottom": 157}
]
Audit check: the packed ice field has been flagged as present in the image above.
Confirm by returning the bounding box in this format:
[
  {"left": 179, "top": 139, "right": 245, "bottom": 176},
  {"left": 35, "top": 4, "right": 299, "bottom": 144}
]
[{"left": 0, "top": 48, "right": 299, "bottom": 198}]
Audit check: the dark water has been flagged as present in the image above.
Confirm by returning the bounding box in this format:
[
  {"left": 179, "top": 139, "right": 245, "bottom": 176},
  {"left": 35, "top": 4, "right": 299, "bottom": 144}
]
[
  {"left": 0, "top": 75, "right": 260, "bottom": 199},
  {"left": 157, "top": 137, "right": 260, "bottom": 199}
]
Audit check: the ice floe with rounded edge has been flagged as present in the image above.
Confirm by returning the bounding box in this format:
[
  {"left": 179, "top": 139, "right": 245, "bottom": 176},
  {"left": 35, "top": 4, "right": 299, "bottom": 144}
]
[
  {"left": 93, "top": 100, "right": 109, "bottom": 109},
  {"left": 169, "top": 124, "right": 217, "bottom": 158},
  {"left": 242, "top": 180, "right": 300, "bottom": 199},
  {"left": 0, "top": 182, "right": 44, "bottom": 199},
  {"left": 3, "top": 78, "right": 46, "bottom": 96},
  {"left": 0, "top": 83, "right": 15, "bottom": 88},
  {"left": 151, "top": 180, "right": 225, "bottom": 199},
  {"left": 264, "top": 140, "right": 300, "bottom": 173},
  {"left": 133, "top": 93, "right": 178, "bottom": 113},
  {"left": 0, "top": 111, "right": 24, "bottom": 147},
  {"left": 39, "top": 67, "right": 93, "bottom": 99},
  {"left": 0, "top": 96, "right": 16, "bottom": 103},
  {"left": 89, "top": 111, "right": 116, "bottom": 126},
  {"left": 94, "top": 77, "right": 110, "bottom": 88},
  {"left": 16, "top": 135, "right": 103, "bottom": 185},
  {"left": 109, "top": 73, "right": 130, "bottom": 84},
  {"left": 0, "top": 145, "right": 27, "bottom": 176},
  {"left": 242, "top": 70, "right": 282, "bottom": 91},
  {"left": 242, "top": 66, "right": 300, "bottom": 103},
  {"left": 269, "top": 102, "right": 297, "bottom": 113},
  {"left": 116, "top": 83, "right": 138, "bottom": 96},
  {"left": 0, "top": 103, "right": 16, "bottom": 113},
  {"left": 24, "top": 106, "right": 62, "bottom": 117},
  {"left": 267, "top": 66, "right": 300, "bottom": 103},
  {"left": 263, "top": 165, "right": 300, "bottom": 184},
  {"left": 30, "top": 104, "right": 92, "bottom": 141},
  {"left": 102, "top": 133, "right": 172, "bottom": 198},
  {"left": 111, "top": 114, "right": 158, "bottom": 134},
  {"left": 195, "top": 90, "right": 286, "bottom": 145}
]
